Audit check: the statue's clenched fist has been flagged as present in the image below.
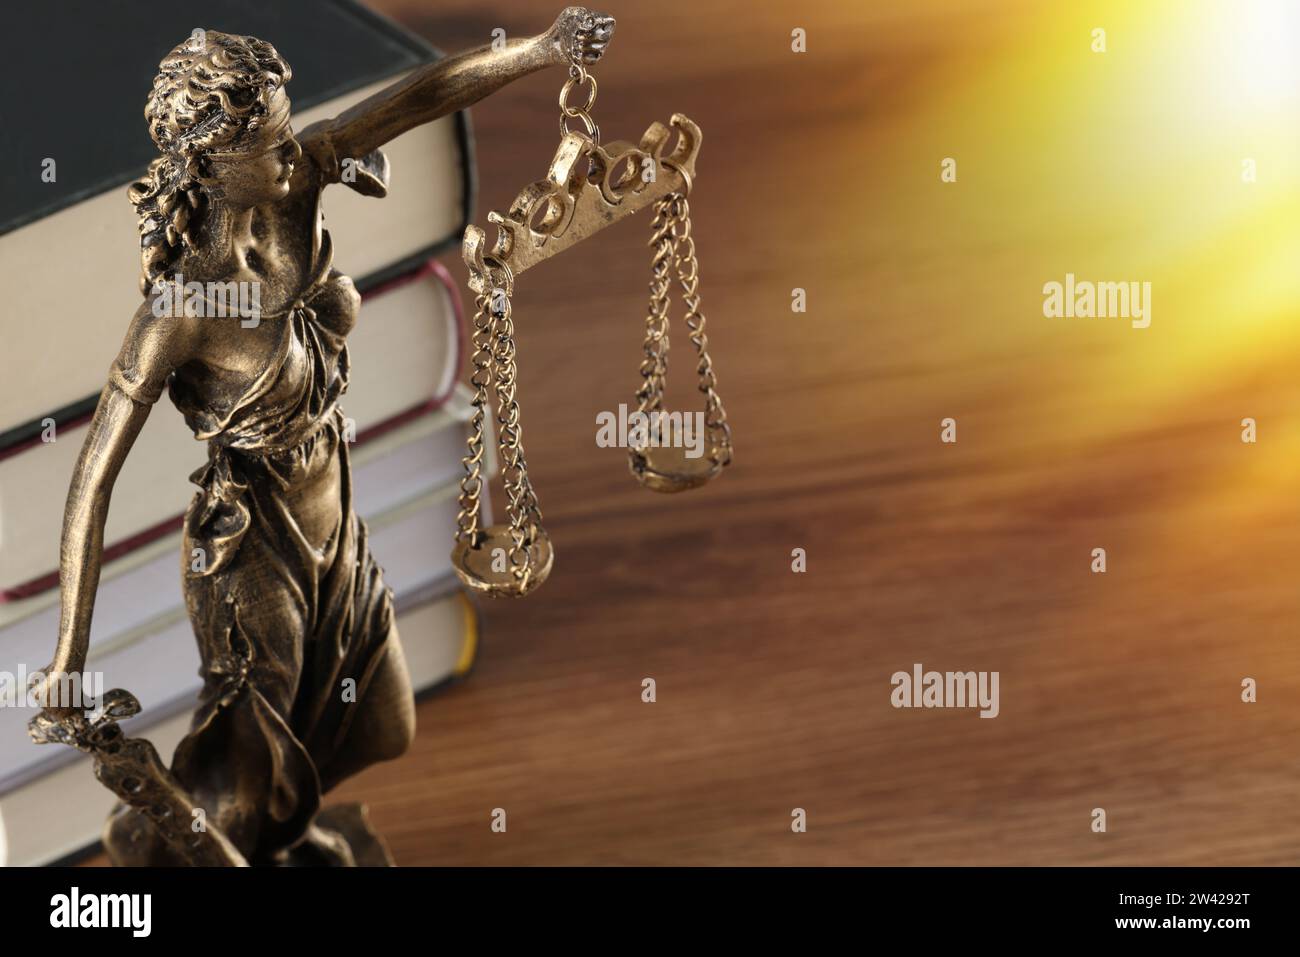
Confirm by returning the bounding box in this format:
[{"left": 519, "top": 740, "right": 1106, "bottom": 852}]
[{"left": 551, "top": 7, "right": 615, "bottom": 65}]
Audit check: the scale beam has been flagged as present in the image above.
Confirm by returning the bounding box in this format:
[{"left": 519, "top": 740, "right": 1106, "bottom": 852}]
[{"left": 463, "top": 114, "right": 702, "bottom": 294}]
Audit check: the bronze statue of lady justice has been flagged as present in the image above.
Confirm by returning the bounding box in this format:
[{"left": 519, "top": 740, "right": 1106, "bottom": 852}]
[{"left": 30, "top": 6, "right": 730, "bottom": 866}]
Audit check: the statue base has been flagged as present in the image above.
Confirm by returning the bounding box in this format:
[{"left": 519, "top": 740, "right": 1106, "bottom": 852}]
[
  {"left": 276, "top": 804, "right": 395, "bottom": 867},
  {"left": 103, "top": 800, "right": 394, "bottom": 867}
]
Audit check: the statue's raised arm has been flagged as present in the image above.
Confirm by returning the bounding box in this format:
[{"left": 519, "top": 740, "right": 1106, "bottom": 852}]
[{"left": 305, "top": 7, "right": 614, "bottom": 171}]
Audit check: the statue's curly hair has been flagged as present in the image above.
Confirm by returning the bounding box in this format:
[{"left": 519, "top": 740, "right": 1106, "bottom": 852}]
[{"left": 127, "top": 30, "right": 291, "bottom": 295}]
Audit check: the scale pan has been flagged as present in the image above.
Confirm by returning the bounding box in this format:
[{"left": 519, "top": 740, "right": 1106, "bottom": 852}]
[
  {"left": 628, "top": 445, "right": 724, "bottom": 494},
  {"left": 452, "top": 525, "right": 554, "bottom": 597}
]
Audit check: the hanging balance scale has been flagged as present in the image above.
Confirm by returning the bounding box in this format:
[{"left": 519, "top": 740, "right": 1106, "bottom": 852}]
[{"left": 450, "top": 58, "right": 733, "bottom": 598}]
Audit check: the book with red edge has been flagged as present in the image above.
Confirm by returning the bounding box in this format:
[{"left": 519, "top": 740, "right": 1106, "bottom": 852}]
[
  {"left": 0, "top": 259, "right": 468, "bottom": 608},
  {"left": 0, "top": 264, "right": 488, "bottom": 796}
]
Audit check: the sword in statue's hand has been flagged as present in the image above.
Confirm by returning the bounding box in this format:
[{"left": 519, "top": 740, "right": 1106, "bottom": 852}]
[{"left": 29, "top": 680, "right": 248, "bottom": 866}]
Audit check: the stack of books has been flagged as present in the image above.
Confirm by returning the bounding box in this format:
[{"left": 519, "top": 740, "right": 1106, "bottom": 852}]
[{"left": 0, "top": 0, "right": 485, "bottom": 866}]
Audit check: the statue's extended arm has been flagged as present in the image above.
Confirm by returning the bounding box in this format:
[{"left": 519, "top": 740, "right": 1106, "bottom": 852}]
[
  {"left": 37, "top": 306, "right": 194, "bottom": 712},
  {"left": 310, "top": 6, "right": 614, "bottom": 166},
  {"left": 45, "top": 392, "right": 150, "bottom": 682}
]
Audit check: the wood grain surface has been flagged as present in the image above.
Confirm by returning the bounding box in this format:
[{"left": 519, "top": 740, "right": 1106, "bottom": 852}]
[{"left": 85, "top": 0, "right": 1300, "bottom": 866}]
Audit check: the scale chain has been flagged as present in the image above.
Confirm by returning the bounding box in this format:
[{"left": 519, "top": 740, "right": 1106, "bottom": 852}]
[
  {"left": 669, "top": 194, "right": 732, "bottom": 466},
  {"left": 488, "top": 281, "right": 543, "bottom": 582},
  {"left": 635, "top": 198, "right": 675, "bottom": 417},
  {"left": 633, "top": 192, "right": 732, "bottom": 467},
  {"left": 455, "top": 289, "right": 497, "bottom": 547}
]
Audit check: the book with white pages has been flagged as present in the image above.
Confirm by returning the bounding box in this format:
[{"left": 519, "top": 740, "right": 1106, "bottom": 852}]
[
  {"left": 0, "top": 589, "right": 481, "bottom": 867},
  {"left": 0, "top": 385, "right": 494, "bottom": 795},
  {"left": 0, "top": 260, "right": 465, "bottom": 602}
]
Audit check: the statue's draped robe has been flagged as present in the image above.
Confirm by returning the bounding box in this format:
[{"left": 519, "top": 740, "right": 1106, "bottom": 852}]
[{"left": 111, "top": 229, "right": 396, "bottom": 863}]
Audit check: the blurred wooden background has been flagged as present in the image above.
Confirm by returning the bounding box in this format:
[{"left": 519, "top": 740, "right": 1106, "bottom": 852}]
[{"left": 88, "top": 0, "right": 1300, "bottom": 865}]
